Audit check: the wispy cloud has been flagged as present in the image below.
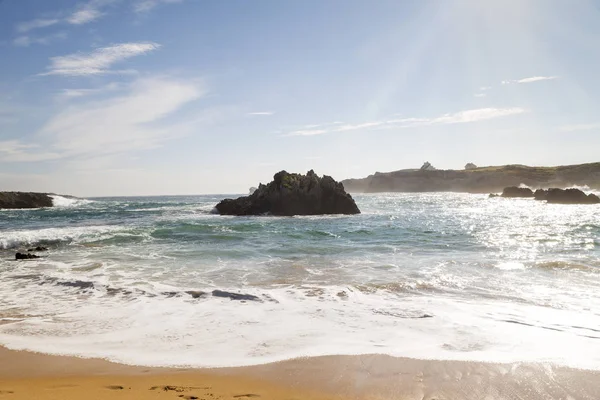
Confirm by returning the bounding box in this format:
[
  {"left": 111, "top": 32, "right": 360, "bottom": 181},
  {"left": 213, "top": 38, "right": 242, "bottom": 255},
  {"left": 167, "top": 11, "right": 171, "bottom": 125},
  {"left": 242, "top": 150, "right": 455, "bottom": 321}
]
[
  {"left": 13, "top": 32, "right": 67, "bottom": 47},
  {"left": 57, "top": 82, "right": 123, "bottom": 100},
  {"left": 67, "top": 8, "right": 104, "bottom": 25},
  {"left": 66, "top": 0, "right": 117, "bottom": 25},
  {"left": 284, "top": 108, "right": 527, "bottom": 137},
  {"left": 247, "top": 111, "right": 274, "bottom": 116},
  {"left": 40, "top": 77, "right": 205, "bottom": 156},
  {"left": 42, "top": 42, "right": 161, "bottom": 76},
  {"left": 14, "top": 0, "right": 116, "bottom": 36},
  {"left": 16, "top": 18, "right": 60, "bottom": 33},
  {"left": 479, "top": 86, "right": 492, "bottom": 91},
  {"left": 474, "top": 93, "right": 487, "bottom": 98},
  {"left": 133, "top": 0, "right": 184, "bottom": 13},
  {"left": 0, "top": 140, "right": 61, "bottom": 163},
  {"left": 558, "top": 123, "right": 600, "bottom": 132},
  {"left": 502, "top": 76, "right": 558, "bottom": 85}
]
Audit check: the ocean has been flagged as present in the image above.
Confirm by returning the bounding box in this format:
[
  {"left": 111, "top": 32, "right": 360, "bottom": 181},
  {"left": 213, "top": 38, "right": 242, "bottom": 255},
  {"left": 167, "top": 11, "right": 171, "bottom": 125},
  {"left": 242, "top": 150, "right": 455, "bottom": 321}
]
[{"left": 0, "top": 193, "right": 599, "bottom": 369}]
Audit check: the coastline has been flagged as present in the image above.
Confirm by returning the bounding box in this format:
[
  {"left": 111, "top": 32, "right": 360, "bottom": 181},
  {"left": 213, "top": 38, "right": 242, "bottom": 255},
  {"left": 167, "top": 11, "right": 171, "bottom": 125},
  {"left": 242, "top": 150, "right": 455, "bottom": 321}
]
[{"left": 1, "top": 347, "right": 600, "bottom": 399}]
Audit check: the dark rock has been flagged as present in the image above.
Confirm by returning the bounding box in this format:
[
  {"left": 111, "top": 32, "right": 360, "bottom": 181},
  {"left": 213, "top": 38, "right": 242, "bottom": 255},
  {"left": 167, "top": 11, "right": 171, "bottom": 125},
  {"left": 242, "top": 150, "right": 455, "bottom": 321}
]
[
  {"left": 488, "top": 193, "right": 499, "bottom": 198},
  {"left": 534, "top": 189, "right": 548, "bottom": 201},
  {"left": 545, "top": 188, "right": 600, "bottom": 204},
  {"left": 186, "top": 290, "right": 208, "bottom": 299},
  {"left": 27, "top": 246, "right": 48, "bottom": 252},
  {"left": 501, "top": 186, "right": 534, "bottom": 198},
  {"left": 0, "top": 192, "right": 53, "bottom": 209},
  {"left": 215, "top": 170, "right": 360, "bottom": 216},
  {"left": 212, "top": 290, "right": 261, "bottom": 302},
  {"left": 55, "top": 279, "right": 94, "bottom": 289},
  {"left": 15, "top": 252, "right": 40, "bottom": 260}
]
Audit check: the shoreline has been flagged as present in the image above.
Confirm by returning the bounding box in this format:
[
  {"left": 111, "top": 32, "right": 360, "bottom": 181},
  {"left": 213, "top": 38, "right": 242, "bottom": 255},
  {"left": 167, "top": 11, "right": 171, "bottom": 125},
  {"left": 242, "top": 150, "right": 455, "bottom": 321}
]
[{"left": 1, "top": 347, "right": 600, "bottom": 399}]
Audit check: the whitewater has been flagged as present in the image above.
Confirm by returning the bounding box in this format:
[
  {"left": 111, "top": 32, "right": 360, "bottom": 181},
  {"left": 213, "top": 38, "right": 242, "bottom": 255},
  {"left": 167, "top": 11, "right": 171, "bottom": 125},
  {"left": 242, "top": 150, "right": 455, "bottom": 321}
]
[{"left": 0, "top": 193, "right": 599, "bottom": 369}]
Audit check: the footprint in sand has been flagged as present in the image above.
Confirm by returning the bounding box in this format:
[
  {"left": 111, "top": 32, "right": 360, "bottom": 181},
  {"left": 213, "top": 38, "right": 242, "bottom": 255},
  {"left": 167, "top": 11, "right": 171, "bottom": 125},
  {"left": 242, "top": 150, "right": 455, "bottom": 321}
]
[
  {"left": 233, "top": 395, "right": 260, "bottom": 398},
  {"left": 0, "top": 391, "right": 14, "bottom": 395},
  {"left": 105, "top": 385, "right": 126, "bottom": 390}
]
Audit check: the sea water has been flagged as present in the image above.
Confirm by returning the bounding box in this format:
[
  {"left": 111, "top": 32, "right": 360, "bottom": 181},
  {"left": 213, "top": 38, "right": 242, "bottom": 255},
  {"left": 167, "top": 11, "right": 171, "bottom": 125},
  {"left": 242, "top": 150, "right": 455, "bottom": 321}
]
[{"left": 0, "top": 193, "right": 599, "bottom": 369}]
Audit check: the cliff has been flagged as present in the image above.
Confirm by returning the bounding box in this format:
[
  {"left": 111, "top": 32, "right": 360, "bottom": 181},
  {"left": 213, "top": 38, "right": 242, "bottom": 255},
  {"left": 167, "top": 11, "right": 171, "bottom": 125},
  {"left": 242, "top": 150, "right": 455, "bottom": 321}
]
[
  {"left": 0, "top": 192, "right": 54, "bottom": 209},
  {"left": 342, "top": 163, "right": 600, "bottom": 193}
]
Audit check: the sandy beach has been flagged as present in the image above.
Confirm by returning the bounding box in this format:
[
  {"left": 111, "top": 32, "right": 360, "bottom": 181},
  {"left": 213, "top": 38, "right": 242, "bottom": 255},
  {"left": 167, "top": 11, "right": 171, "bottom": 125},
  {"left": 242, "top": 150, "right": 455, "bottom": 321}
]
[{"left": 1, "top": 346, "right": 600, "bottom": 400}]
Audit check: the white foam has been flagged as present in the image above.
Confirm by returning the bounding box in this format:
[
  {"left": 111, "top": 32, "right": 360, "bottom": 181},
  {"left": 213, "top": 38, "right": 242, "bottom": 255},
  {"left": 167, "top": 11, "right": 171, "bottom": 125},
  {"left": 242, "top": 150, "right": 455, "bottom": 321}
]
[
  {"left": 49, "top": 195, "right": 92, "bottom": 208},
  {"left": 0, "top": 225, "right": 123, "bottom": 249},
  {"left": 0, "top": 279, "right": 599, "bottom": 370},
  {"left": 495, "top": 262, "right": 526, "bottom": 270}
]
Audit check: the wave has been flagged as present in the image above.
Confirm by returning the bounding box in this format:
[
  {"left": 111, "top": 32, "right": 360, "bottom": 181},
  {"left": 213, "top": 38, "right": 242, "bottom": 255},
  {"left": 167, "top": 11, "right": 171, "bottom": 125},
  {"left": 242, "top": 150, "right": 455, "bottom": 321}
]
[
  {"left": 49, "top": 195, "right": 93, "bottom": 208},
  {"left": 0, "top": 225, "right": 123, "bottom": 250}
]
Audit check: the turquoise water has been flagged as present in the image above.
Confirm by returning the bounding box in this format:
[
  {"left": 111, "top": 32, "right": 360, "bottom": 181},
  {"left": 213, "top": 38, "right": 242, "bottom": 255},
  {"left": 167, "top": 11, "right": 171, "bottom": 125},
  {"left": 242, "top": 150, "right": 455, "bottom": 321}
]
[{"left": 0, "top": 193, "right": 599, "bottom": 368}]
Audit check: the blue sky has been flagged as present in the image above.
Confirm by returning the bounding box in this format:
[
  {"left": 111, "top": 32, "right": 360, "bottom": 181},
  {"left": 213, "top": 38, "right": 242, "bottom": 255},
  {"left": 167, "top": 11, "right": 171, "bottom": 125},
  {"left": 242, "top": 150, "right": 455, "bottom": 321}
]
[{"left": 1, "top": 0, "right": 600, "bottom": 196}]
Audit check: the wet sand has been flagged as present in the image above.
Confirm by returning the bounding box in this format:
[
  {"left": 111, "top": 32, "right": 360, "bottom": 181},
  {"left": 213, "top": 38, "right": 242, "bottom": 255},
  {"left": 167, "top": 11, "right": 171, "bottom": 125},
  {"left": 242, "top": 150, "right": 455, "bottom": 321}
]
[{"left": 1, "top": 346, "right": 599, "bottom": 399}]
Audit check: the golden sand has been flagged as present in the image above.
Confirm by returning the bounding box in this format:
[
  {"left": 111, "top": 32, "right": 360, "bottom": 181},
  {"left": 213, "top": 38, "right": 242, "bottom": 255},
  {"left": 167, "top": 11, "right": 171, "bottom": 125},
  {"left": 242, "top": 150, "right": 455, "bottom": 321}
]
[{"left": 1, "top": 347, "right": 600, "bottom": 399}]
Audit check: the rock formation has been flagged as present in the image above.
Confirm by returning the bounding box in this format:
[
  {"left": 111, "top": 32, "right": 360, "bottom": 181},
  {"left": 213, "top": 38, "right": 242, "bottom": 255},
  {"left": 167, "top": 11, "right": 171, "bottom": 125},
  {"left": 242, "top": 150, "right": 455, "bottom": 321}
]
[
  {"left": 534, "top": 189, "right": 548, "bottom": 200},
  {"left": 502, "top": 187, "right": 599, "bottom": 204},
  {"left": 501, "top": 186, "right": 534, "bottom": 198},
  {"left": 545, "top": 188, "right": 600, "bottom": 204},
  {"left": 215, "top": 170, "right": 360, "bottom": 216},
  {"left": 0, "top": 192, "right": 53, "bottom": 209},
  {"left": 15, "top": 252, "right": 40, "bottom": 260}
]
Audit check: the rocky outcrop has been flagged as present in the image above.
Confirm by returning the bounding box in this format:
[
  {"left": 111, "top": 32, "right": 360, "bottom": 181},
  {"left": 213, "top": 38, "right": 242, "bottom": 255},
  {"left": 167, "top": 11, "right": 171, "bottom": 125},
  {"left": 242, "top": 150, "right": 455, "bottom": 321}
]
[
  {"left": 27, "top": 246, "right": 48, "bottom": 252},
  {"left": 15, "top": 252, "right": 40, "bottom": 260},
  {"left": 216, "top": 170, "right": 360, "bottom": 216},
  {"left": 342, "top": 162, "right": 600, "bottom": 193},
  {"left": 500, "top": 187, "right": 599, "bottom": 204},
  {"left": 502, "top": 187, "right": 534, "bottom": 198},
  {"left": 0, "top": 192, "right": 53, "bottom": 209},
  {"left": 545, "top": 188, "right": 600, "bottom": 204},
  {"left": 534, "top": 189, "right": 548, "bottom": 200}
]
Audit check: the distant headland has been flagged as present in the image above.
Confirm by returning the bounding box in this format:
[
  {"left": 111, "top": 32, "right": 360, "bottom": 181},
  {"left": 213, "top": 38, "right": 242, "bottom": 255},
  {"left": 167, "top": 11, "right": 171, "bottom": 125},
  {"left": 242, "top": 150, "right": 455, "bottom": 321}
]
[{"left": 342, "top": 162, "right": 600, "bottom": 193}]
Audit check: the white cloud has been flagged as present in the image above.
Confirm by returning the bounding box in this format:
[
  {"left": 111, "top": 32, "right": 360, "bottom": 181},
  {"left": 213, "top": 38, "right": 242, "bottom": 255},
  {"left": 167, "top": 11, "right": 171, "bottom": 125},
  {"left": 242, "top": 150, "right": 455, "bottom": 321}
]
[
  {"left": 558, "top": 123, "right": 600, "bottom": 132},
  {"left": 42, "top": 42, "right": 160, "bottom": 76},
  {"left": 0, "top": 140, "right": 61, "bottom": 163},
  {"left": 247, "top": 111, "right": 274, "bottom": 116},
  {"left": 479, "top": 86, "right": 492, "bottom": 91},
  {"left": 286, "top": 129, "right": 329, "bottom": 136},
  {"left": 13, "top": 32, "right": 67, "bottom": 47},
  {"left": 284, "top": 108, "right": 526, "bottom": 137},
  {"left": 40, "top": 77, "right": 205, "bottom": 156},
  {"left": 67, "top": 8, "right": 104, "bottom": 25},
  {"left": 66, "top": 0, "right": 116, "bottom": 25},
  {"left": 134, "top": 0, "right": 184, "bottom": 13},
  {"left": 16, "top": 18, "right": 60, "bottom": 33},
  {"left": 474, "top": 93, "right": 487, "bottom": 98},
  {"left": 14, "top": 0, "right": 115, "bottom": 34},
  {"left": 502, "top": 76, "right": 558, "bottom": 85},
  {"left": 430, "top": 108, "right": 525, "bottom": 124},
  {"left": 57, "top": 82, "right": 123, "bottom": 99}
]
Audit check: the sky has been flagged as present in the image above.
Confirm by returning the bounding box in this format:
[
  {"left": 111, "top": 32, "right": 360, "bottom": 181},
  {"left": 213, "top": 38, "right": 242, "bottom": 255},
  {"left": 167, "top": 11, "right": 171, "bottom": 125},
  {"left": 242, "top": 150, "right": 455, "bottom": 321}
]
[{"left": 1, "top": 0, "right": 600, "bottom": 196}]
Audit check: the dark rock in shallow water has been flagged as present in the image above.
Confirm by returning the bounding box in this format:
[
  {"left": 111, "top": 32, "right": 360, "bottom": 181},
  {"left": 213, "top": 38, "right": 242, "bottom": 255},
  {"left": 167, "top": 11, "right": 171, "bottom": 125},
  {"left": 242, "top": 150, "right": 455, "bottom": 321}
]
[
  {"left": 534, "top": 189, "right": 548, "bottom": 201},
  {"left": 545, "top": 188, "right": 600, "bottom": 204},
  {"left": 501, "top": 186, "right": 534, "bottom": 198},
  {"left": 488, "top": 193, "right": 499, "bottom": 198},
  {"left": 0, "top": 192, "right": 53, "bottom": 209},
  {"left": 212, "top": 290, "right": 261, "bottom": 302},
  {"left": 15, "top": 252, "right": 40, "bottom": 260},
  {"left": 216, "top": 170, "right": 360, "bottom": 216},
  {"left": 186, "top": 290, "right": 208, "bottom": 299},
  {"left": 27, "top": 246, "right": 48, "bottom": 252}
]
